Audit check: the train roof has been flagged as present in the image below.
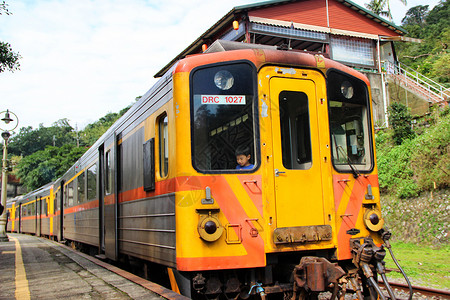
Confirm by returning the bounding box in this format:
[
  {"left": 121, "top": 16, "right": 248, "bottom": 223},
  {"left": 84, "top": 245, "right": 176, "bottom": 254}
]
[
  {"left": 175, "top": 40, "right": 369, "bottom": 84},
  {"left": 16, "top": 181, "right": 54, "bottom": 205}
]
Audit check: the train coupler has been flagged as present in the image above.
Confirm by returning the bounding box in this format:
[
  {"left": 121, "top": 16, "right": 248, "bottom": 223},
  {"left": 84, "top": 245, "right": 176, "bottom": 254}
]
[{"left": 292, "top": 256, "right": 346, "bottom": 296}]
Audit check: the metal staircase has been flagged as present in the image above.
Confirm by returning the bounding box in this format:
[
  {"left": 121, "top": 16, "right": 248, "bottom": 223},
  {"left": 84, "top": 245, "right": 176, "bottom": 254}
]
[{"left": 384, "top": 61, "right": 449, "bottom": 104}]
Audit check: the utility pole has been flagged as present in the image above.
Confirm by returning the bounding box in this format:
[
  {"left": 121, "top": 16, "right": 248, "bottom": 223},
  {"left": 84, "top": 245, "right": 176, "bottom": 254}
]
[{"left": 0, "top": 109, "right": 19, "bottom": 242}]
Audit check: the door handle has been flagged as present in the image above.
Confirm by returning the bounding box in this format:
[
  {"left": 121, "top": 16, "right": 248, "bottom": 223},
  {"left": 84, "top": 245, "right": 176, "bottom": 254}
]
[{"left": 275, "top": 169, "right": 286, "bottom": 177}]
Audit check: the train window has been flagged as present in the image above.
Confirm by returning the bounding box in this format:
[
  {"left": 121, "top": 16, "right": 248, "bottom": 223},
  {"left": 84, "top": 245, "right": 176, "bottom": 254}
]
[
  {"left": 143, "top": 138, "right": 155, "bottom": 191},
  {"left": 87, "top": 164, "right": 97, "bottom": 201},
  {"left": 55, "top": 191, "right": 58, "bottom": 211},
  {"left": 77, "top": 171, "right": 86, "bottom": 204},
  {"left": 158, "top": 114, "right": 169, "bottom": 177},
  {"left": 67, "top": 182, "right": 74, "bottom": 207},
  {"left": 327, "top": 70, "right": 373, "bottom": 172},
  {"left": 279, "top": 91, "right": 312, "bottom": 170},
  {"left": 105, "top": 150, "right": 112, "bottom": 195},
  {"left": 191, "top": 62, "right": 257, "bottom": 171}
]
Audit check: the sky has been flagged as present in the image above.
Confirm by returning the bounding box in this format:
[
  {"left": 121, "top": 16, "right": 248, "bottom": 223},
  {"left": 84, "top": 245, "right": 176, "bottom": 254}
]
[{"left": 0, "top": 0, "right": 441, "bottom": 131}]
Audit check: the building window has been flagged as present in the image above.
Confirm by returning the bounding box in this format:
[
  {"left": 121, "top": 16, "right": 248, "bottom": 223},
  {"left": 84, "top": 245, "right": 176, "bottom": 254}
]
[
  {"left": 331, "top": 36, "right": 375, "bottom": 67},
  {"left": 250, "top": 23, "right": 328, "bottom": 41}
]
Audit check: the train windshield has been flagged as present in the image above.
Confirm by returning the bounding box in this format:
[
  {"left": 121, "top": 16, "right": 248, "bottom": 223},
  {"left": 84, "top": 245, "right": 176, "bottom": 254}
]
[
  {"left": 327, "top": 70, "right": 373, "bottom": 173},
  {"left": 191, "top": 62, "right": 257, "bottom": 172}
]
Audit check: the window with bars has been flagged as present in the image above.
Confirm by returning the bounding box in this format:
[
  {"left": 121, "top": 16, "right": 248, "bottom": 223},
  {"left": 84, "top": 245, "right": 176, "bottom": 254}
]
[{"left": 330, "top": 36, "right": 375, "bottom": 67}]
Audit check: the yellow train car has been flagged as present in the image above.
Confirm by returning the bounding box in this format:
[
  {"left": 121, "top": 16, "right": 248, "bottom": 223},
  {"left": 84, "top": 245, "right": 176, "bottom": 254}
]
[
  {"left": 164, "top": 41, "right": 391, "bottom": 299},
  {"left": 15, "top": 40, "right": 406, "bottom": 300}
]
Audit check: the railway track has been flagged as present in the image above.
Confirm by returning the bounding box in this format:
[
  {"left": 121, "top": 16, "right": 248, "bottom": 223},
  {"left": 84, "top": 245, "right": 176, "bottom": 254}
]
[{"left": 379, "top": 281, "right": 450, "bottom": 299}]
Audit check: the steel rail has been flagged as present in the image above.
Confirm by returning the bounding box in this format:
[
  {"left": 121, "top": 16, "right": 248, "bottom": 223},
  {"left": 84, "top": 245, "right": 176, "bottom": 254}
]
[{"left": 379, "top": 280, "right": 450, "bottom": 299}]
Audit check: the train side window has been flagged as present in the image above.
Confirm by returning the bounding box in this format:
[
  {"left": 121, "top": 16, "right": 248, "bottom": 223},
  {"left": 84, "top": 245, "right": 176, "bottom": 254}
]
[
  {"left": 77, "top": 171, "right": 86, "bottom": 204},
  {"left": 55, "top": 191, "right": 58, "bottom": 211},
  {"left": 105, "top": 150, "right": 112, "bottom": 195},
  {"left": 158, "top": 114, "right": 169, "bottom": 177},
  {"left": 279, "top": 91, "right": 312, "bottom": 170},
  {"left": 143, "top": 138, "right": 155, "bottom": 191},
  {"left": 67, "top": 182, "right": 74, "bottom": 207},
  {"left": 87, "top": 164, "right": 97, "bottom": 201}
]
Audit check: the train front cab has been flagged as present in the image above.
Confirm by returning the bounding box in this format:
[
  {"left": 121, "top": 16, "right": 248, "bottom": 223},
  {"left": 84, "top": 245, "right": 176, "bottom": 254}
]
[{"left": 171, "top": 48, "right": 390, "bottom": 299}]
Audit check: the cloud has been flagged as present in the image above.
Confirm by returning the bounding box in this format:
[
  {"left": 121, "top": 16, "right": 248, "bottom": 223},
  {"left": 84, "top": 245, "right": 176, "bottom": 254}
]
[{"left": 0, "top": 0, "right": 256, "bottom": 129}]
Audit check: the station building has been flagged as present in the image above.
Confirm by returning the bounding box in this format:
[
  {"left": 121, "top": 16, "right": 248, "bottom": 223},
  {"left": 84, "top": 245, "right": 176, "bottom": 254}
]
[{"left": 157, "top": 0, "right": 445, "bottom": 127}]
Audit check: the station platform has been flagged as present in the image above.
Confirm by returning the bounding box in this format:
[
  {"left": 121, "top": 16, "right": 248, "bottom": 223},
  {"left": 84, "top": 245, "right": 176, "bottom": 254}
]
[{"left": 0, "top": 233, "right": 186, "bottom": 300}]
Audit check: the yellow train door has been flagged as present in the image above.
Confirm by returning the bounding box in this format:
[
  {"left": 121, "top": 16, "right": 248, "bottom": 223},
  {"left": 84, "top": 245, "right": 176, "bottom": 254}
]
[{"left": 270, "top": 76, "right": 325, "bottom": 228}]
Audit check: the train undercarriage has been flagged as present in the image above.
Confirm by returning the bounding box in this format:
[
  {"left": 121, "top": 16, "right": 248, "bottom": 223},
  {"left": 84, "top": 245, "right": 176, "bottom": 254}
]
[{"left": 187, "top": 230, "right": 412, "bottom": 300}]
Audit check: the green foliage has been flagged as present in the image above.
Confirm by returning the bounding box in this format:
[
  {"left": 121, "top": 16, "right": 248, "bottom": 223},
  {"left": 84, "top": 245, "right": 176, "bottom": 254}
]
[
  {"left": 78, "top": 112, "right": 122, "bottom": 146},
  {"left": 365, "top": 0, "right": 407, "bottom": 20},
  {"left": 7, "top": 104, "right": 134, "bottom": 191},
  {"left": 0, "top": 1, "right": 21, "bottom": 73},
  {"left": 8, "top": 119, "right": 75, "bottom": 156},
  {"left": 409, "top": 111, "right": 450, "bottom": 190},
  {"left": 377, "top": 107, "right": 450, "bottom": 198},
  {"left": 430, "top": 52, "right": 450, "bottom": 83},
  {"left": 0, "top": 41, "right": 20, "bottom": 73},
  {"left": 397, "top": 1, "right": 450, "bottom": 85},
  {"left": 16, "top": 145, "right": 87, "bottom": 191},
  {"left": 401, "top": 5, "right": 429, "bottom": 26},
  {"left": 377, "top": 138, "right": 419, "bottom": 198},
  {"left": 382, "top": 241, "right": 450, "bottom": 289},
  {"left": 387, "top": 102, "right": 415, "bottom": 145}
]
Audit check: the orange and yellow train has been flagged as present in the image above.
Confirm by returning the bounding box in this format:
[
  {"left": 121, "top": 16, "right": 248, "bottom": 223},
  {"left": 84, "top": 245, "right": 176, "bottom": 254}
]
[{"left": 7, "top": 40, "right": 402, "bottom": 299}]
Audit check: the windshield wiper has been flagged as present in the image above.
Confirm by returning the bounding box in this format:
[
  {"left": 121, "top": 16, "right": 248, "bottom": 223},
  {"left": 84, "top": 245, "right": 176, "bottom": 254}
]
[{"left": 334, "top": 141, "right": 361, "bottom": 178}]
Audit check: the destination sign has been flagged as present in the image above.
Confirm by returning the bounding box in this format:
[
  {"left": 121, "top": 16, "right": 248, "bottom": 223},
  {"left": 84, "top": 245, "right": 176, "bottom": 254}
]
[{"left": 201, "top": 95, "right": 246, "bottom": 105}]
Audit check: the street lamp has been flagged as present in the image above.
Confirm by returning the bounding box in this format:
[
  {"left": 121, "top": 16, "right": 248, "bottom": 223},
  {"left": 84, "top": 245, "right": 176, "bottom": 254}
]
[{"left": 0, "top": 109, "right": 19, "bottom": 242}]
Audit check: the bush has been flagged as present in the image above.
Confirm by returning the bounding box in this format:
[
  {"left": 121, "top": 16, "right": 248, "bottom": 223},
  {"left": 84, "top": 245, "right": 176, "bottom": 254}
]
[
  {"left": 376, "top": 107, "right": 450, "bottom": 198},
  {"left": 388, "top": 102, "right": 415, "bottom": 145}
]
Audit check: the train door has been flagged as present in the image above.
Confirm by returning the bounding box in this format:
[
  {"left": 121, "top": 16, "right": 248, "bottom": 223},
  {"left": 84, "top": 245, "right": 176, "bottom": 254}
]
[
  {"left": 98, "top": 144, "right": 105, "bottom": 252},
  {"left": 269, "top": 75, "right": 326, "bottom": 228},
  {"left": 58, "top": 181, "right": 64, "bottom": 241},
  {"left": 36, "top": 197, "right": 41, "bottom": 236},
  {"left": 18, "top": 203, "right": 22, "bottom": 233},
  {"left": 103, "top": 134, "right": 118, "bottom": 260}
]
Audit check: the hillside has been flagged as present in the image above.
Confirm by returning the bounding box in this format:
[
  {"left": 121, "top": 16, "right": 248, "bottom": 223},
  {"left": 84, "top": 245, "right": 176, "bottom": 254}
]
[{"left": 377, "top": 107, "right": 450, "bottom": 245}]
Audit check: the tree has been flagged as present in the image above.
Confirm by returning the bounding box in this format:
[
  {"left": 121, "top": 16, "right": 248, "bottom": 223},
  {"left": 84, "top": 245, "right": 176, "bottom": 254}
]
[
  {"left": 16, "top": 145, "right": 87, "bottom": 191},
  {"left": 388, "top": 102, "right": 415, "bottom": 145},
  {"left": 401, "top": 5, "right": 429, "bottom": 26},
  {"left": 366, "top": 0, "right": 390, "bottom": 18},
  {"left": 395, "top": 1, "right": 450, "bottom": 85},
  {"left": 0, "top": 1, "right": 21, "bottom": 73},
  {"left": 8, "top": 119, "right": 75, "bottom": 156},
  {"left": 365, "top": 0, "right": 407, "bottom": 21}
]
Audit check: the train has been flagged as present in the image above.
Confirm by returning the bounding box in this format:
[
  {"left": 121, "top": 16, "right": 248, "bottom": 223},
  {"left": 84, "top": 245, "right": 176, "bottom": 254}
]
[{"left": 6, "top": 40, "right": 409, "bottom": 300}]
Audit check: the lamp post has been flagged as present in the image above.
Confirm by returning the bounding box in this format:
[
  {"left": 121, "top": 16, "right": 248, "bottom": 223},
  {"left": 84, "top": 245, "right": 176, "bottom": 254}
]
[{"left": 0, "top": 109, "right": 18, "bottom": 242}]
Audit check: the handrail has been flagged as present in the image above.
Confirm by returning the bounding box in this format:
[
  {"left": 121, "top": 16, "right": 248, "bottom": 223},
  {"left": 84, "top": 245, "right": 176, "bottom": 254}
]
[{"left": 384, "top": 61, "right": 449, "bottom": 102}]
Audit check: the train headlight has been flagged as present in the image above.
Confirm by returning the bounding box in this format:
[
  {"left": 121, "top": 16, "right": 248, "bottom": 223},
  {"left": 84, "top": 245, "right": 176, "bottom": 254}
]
[
  {"left": 341, "top": 81, "right": 354, "bottom": 99},
  {"left": 214, "top": 70, "right": 234, "bottom": 90},
  {"left": 198, "top": 214, "right": 224, "bottom": 242},
  {"left": 363, "top": 208, "right": 384, "bottom": 231}
]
